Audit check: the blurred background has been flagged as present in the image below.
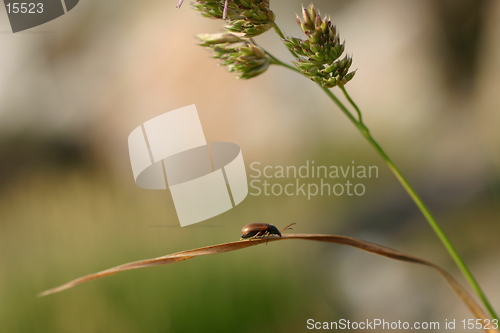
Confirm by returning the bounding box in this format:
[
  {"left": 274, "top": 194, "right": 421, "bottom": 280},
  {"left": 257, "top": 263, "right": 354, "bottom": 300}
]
[{"left": 0, "top": 0, "right": 499, "bottom": 332}]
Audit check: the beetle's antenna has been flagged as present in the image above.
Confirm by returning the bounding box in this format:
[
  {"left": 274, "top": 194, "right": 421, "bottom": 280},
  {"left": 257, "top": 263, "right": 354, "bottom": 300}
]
[{"left": 280, "top": 223, "right": 296, "bottom": 234}]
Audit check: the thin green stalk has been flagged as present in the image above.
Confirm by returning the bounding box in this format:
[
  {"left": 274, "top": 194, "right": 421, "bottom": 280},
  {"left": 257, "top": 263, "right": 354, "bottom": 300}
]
[
  {"left": 272, "top": 22, "right": 299, "bottom": 59},
  {"left": 265, "top": 50, "right": 299, "bottom": 72},
  {"left": 328, "top": 86, "right": 499, "bottom": 321},
  {"left": 264, "top": 43, "right": 498, "bottom": 321},
  {"left": 340, "top": 86, "right": 363, "bottom": 124},
  {"left": 265, "top": 20, "right": 498, "bottom": 318}
]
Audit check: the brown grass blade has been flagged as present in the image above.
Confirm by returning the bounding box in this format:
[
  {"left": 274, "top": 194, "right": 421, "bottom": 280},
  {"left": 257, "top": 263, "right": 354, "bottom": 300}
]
[
  {"left": 278, "top": 234, "right": 496, "bottom": 332},
  {"left": 38, "top": 234, "right": 498, "bottom": 333},
  {"left": 38, "top": 239, "right": 262, "bottom": 297}
]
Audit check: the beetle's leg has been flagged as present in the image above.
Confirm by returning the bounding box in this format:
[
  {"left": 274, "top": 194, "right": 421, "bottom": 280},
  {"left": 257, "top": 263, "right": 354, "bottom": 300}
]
[
  {"left": 249, "top": 231, "right": 267, "bottom": 242},
  {"left": 256, "top": 231, "right": 272, "bottom": 245},
  {"left": 247, "top": 231, "right": 265, "bottom": 241}
]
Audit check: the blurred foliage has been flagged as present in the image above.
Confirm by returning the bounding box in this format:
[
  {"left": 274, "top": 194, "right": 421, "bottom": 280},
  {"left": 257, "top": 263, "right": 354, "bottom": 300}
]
[
  {"left": 0, "top": 0, "right": 499, "bottom": 332},
  {"left": 0, "top": 146, "right": 498, "bottom": 332}
]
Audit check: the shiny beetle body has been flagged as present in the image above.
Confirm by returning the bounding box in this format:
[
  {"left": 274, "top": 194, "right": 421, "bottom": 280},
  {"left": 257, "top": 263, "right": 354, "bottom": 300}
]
[{"left": 241, "top": 223, "right": 282, "bottom": 239}]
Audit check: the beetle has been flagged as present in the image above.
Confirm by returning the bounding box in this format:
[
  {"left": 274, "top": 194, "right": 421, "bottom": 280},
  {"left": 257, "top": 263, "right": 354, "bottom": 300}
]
[{"left": 240, "top": 223, "right": 296, "bottom": 240}]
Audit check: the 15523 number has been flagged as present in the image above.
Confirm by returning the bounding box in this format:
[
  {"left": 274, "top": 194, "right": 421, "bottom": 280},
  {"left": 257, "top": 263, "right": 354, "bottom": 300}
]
[
  {"left": 461, "top": 319, "right": 499, "bottom": 330},
  {"left": 5, "top": 3, "right": 43, "bottom": 14}
]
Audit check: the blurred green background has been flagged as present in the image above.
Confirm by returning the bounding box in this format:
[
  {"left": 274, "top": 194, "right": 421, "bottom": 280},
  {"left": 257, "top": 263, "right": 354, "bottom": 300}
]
[{"left": 0, "top": 0, "right": 499, "bottom": 332}]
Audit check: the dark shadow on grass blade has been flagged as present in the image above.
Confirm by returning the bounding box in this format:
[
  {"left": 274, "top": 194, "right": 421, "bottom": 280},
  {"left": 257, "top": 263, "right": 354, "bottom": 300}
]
[{"left": 38, "top": 234, "right": 498, "bottom": 333}]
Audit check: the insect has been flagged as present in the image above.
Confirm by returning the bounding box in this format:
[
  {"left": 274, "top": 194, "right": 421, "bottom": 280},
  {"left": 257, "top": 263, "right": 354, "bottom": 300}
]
[{"left": 240, "top": 223, "right": 296, "bottom": 240}]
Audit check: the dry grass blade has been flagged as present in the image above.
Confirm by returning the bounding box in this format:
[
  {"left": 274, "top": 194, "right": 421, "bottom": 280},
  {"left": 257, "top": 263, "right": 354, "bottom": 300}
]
[
  {"left": 39, "top": 234, "right": 498, "bottom": 333},
  {"left": 38, "top": 239, "right": 263, "bottom": 297}
]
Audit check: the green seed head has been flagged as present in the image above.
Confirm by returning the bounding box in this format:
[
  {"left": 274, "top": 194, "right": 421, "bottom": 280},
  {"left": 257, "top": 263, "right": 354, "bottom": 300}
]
[
  {"left": 196, "top": 33, "right": 270, "bottom": 79},
  {"left": 283, "top": 4, "right": 356, "bottom": 88},
  {"left": 193, "top": 0, "right": 275, "bottom": 37}
]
